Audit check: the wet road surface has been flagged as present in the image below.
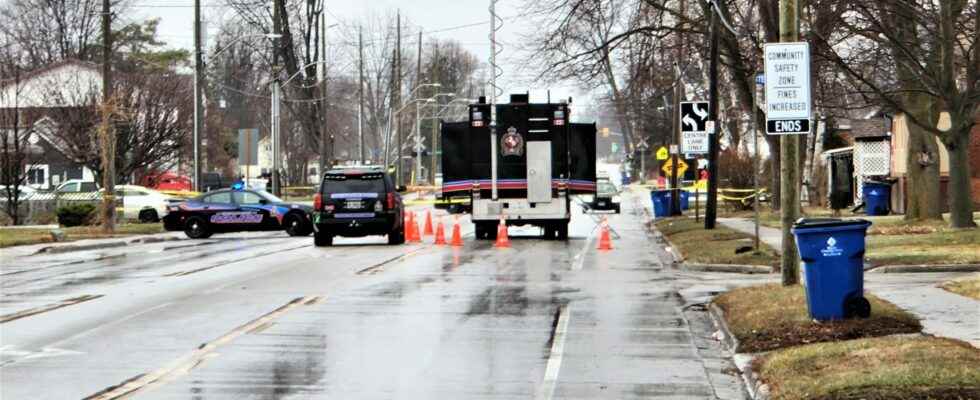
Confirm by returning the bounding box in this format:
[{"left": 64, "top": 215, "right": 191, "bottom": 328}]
[{"left": 1, "top": 194, "right": 765, "bottom": 399}]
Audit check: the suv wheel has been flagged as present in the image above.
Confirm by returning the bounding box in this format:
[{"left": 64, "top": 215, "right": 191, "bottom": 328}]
[
  {"left": 184, "top": 216, "right": 212, "bottom": 239},
  {"left": 314, "top": 230, "right": 332, "bottom": 247},
  {"left": 388, "top": 227, "right": 405, "bottom": 245}
]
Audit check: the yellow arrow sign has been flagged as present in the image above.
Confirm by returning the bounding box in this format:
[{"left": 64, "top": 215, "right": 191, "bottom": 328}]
[
  {"left": 661, "top": 158, "right": 689, "bottom": 176},
  {"left": 656, "top": 146, "right": 669, "bottom": 160}
]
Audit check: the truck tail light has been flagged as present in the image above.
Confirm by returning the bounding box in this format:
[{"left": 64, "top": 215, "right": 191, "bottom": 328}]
[
  {"left": 313, "top": 193, "right": 322, "bottom": 210},
  {"left": 386, "top": 193, "right": 395, "bottom": 210}
]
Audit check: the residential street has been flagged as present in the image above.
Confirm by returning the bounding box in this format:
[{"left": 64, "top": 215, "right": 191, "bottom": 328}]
[{"left": 0, "top": 194, "right": 768, "bottom": 399}]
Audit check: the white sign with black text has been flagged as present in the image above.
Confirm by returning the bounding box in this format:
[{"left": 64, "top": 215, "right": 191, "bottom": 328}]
[
  {"left": 764, "top": 42, "right": 811, "bottom": 135},
  {"left": 679, "top": 101, "right": 710, "bottom": 154}
]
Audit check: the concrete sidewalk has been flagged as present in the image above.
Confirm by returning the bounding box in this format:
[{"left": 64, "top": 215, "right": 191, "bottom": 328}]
[
  {"left": 718, "top": 217, "right": 979, "bottom": 348},
  {"left": 718, "top": 217, "right": 783, "bottom": 251}
]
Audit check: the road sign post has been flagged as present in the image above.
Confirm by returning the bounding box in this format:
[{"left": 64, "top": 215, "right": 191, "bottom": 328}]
[{"left": 636, "top": 138, "right": 650, "bottom": 184}]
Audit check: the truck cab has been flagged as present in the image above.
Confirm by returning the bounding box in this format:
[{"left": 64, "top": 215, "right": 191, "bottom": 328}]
[{"left": 441, "top": 94, "right": 597, "bottom": 240}]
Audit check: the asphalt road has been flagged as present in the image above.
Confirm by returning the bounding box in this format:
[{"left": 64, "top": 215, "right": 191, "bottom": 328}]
[{"left": 1, "top": 193, "right": 764, "bottom": 399}]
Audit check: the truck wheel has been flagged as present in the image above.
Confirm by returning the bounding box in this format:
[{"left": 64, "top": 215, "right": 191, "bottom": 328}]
[
  {"left": 556, "top": 224, "right": 568, "bottom": 241},
  {"left": 314, "top": 230, "right": 333, "bottom": 247},
  {"left": 139, "top": 209, "right": 159, "bottom": 223},
  {"left": 184, "top": 216, "right": 212, "bottom": 239}
]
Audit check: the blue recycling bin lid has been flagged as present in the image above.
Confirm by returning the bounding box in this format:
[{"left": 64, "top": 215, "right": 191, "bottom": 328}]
[{"left": 792, "top": 218, "right": 871, "bottom": 233}]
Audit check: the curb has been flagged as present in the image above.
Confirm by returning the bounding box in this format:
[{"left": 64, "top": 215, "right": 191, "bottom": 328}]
[
  {"left": 32, "top": 234, "right": 184, "bottom": 255},
  {"left": 867, "top": 264, "right": 980, "bottom": 273},
  {"left": 708, "top": 303, "right": 771, "bottom": 400},
  {"left": 686, "top": 263, "right": 774, "bottom": 274}
]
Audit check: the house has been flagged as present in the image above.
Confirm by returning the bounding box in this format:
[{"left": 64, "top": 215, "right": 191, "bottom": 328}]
[
  {"left": 889, "top": 112, "right": 980, "bottom": 213},
  {"left": 820, "top": 118, "right": 891, "bottom": 210},
  {"left": 0, "top": 60, "right": 102, "bottom": 189}
]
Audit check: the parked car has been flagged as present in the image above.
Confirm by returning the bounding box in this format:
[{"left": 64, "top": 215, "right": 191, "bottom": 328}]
[
  {"left": 163, "top": 184, "right": 313, "bottom": 239},
  {"left": 54, "top": 179, "right": 99, "bottom": 193},
  {"left": 141, "top": 172, "right": 192, "bottom": 192},
  {"left": 103, "top": 185, "right": 177, "bottom": 223},
  {"left": 200, "top": 172, "right": 226, "bottom": 192},
  {"left": 0, "top": 184, "right": 36, "bottom": 198},
  {"left": 311, "top": 167, "right": 404, "bottom": 246}
]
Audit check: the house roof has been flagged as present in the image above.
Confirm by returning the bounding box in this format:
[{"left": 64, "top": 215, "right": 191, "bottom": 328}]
[
  {"left": 849, "top": 119, "right": 890, "bottom": 140},
  {"left": 0, "top": 59, "right": 101, "bottom": 91}
]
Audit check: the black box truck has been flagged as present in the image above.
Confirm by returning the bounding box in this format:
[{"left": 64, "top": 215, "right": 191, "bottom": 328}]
[{"left": 440, "top": 94, "right": 597, "bottom": 240}]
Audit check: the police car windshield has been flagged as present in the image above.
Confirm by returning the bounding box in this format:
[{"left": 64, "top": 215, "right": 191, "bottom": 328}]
[
  {"left": 255, "top": 190, "right": 284, "bottom": 203},
  {"left": 323, "top": 174, "right": 385, "bottom": 194}
]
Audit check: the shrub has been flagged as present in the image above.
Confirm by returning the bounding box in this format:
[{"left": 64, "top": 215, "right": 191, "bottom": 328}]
[{"left": 57, "top": 203, "right": 96, "bottom": 227}]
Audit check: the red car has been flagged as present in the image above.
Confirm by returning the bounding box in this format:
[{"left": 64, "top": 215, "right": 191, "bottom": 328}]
[{"left": 142, "top": 172, "right": 192, "bottom": 192}]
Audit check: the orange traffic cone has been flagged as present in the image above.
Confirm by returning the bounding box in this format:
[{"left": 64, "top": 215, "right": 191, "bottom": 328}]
[
  {"left": 410, "top": 212, "right": 422, "bottom": 242},
  {"left": 494, "top": 217, "right": 511, "bottom": 248},
  {"left": 434, "top": 218, "right": 447, "bottom": 245},
  {"left": 423, "top": 211, "right": 434, "bottom": 236},
  {"left": 597, "top": 217, "right": 613, "bottom": 250},
  {"left": 450, "top": 217, "right": 464, "bottom": 247}
]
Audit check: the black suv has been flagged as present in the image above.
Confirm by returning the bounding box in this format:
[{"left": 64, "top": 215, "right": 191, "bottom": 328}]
[{"left": 312, "top": 168, "right": 405, "bottom": 246}]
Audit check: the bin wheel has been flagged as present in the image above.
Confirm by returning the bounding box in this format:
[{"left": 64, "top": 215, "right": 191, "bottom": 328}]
[{"left": 845, "top": 296, "right": 871, "bottom": 319}]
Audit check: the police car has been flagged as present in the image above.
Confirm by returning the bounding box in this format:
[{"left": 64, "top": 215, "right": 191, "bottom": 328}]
[
  {"left": 312, "top": 167, "right": 404, "bottom": 246},
  {"left": 163, "top": 184, "right": 314, "bottom": 239}
]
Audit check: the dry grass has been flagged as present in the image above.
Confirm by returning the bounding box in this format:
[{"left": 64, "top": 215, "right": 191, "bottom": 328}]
[
  {"left": 713, "top": 284, "right": 921, "bottom": 353},
  {"left": 754, "top": 335, "right": 980, "bottom": 400},
  {"left": 654, "top": 217, "right": 779, "bottom": 266},
  {"left": 0, "top": 223, "right": 164, "bottom": 248},
  {"left": 940, "top": 275, "right": 980, "bottom": 300}
]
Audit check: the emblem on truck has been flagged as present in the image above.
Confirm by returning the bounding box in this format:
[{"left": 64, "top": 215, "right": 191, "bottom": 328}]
[{"left": 500, "top": 126, "right": 525, "bottom": 157}]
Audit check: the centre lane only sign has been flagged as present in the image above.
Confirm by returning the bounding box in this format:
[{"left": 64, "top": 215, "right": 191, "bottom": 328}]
[
  {"left": 764, "top": 42, "right": 811, "bottom": 135},
  {"left": 679, "top": 101, "right": 710, "bottom": 154}
]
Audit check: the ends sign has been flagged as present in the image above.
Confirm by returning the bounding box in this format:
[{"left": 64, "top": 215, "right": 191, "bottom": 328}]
[{"left": 764, "top": 42, "right": 811, "bottom": 135}]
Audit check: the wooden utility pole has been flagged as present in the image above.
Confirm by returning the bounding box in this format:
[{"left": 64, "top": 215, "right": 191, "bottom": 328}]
[
  {"left": 358, "top": 26, "right": 365, "bottom": 164},
  {"left": 192, "top": 0, "right": 202, "bottom": 191},
  {"left": 670, "top": 0, "right": 686, "bottom": 215},
  {"left": 319, "top": 11, "right": 330, "bottom": 176},
  {"left": 779, "top": 0, "right": 800, "bottom": 285},
  {"left": 395, "top": 11, "right": 403, "bottom": 186},
  {"left": 704, "top": 2, "right": 720, "bottom": 229},
  {"left": 271, "top": 0, "right": 282, "bottom": 195},
  {"left": 99, "top": 0, "right": 115, "bottom": 233}
]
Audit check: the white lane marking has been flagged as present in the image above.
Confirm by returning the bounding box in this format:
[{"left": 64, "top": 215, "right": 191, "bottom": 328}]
[
  {"left": 536, "top": 305, "right": 570, "bottom": 400},
  {"left": 84, "top": 295, "right": 323, "bottom": 400},
  {"left": 572, "top": 230, "right": 598, "bottom": 271}
]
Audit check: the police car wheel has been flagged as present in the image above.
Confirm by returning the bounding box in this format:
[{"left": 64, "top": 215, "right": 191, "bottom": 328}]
[
  {"left": 388, "top": 228, "right": 405, "bottom": 245},
  {"left": 314, "top": 231, "right": 332, "bottom": 246},
  {"left": 184, "top": 217, "right": 212, "bottom": 239},
  {"left": 284, "top": 214, "right": 310, "bottom": 237}
]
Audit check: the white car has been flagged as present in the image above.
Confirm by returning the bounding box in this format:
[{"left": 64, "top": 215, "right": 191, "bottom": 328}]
[{"left": 101, "top": 185, "right": 176, "bottom": 223}]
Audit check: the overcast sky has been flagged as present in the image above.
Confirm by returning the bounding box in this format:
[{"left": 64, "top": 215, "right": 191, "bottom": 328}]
[{"left": 131, "top": 0, "right": 594, "bottom": 111}]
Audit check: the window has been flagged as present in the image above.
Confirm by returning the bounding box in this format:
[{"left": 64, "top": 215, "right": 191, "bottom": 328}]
[
  {"left": 234, "top": 191, "right": 264, "bottom": 204},
  {"left": 203, "top": 192, "right": 232, "bottom": 204},
  {"left": 26, "top": 166, "right": 46, "bottom": 185},
  {"left": 322, "top": 174, "right": 386, "bottom": 194},
  {"left": 60, "top": 182, "right": 79, "bottom": 192},
  {"left": 79, "top": 182, "right": 98, "bottom": 192}
]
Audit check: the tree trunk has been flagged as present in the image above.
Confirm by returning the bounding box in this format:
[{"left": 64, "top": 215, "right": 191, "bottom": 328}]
[
  {"left": 942, "top": 131, "right": 977, "bottom": 228},
  {"left": 904, "top": 97, "right": 943, "bottom": 221}
]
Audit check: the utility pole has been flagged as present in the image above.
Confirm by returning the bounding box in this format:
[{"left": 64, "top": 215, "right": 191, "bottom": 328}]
[
  {"left": 191, "top": 0, "right": 202, "bottom": 193},
  {"left": 99, "top": 0, "right": 115, "bottom": 233},
  {"left": 431, "top": 111, "right": 438, "bottom": 186},
  {"left": 319, "top": 11, "right": 330, "bottom": 177},
  {"left": 414, "top": 30, "right": 423, "bottom": 185},
  {"left": 271, "top": 0, "right": 282, "bottom": 196},
  {"left": 394, "top": 11, "right": 403, "bottom": 187},
  {"left": 779, "top": 0, "right": 800, "bottom": 285},
  {"left": 358, "top": 26, "right": 365, "bottom": 164},
  {"left": 670, "top": 0, "right": 685, "bottom": 216},
  {"left": 704, "top": 2, "right": 720, "bottom": 229}
]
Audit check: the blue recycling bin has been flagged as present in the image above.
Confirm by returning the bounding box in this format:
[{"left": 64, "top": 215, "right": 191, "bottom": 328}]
[
  {"left": 862, "top": 182, "right": 891, "bottom": 216},
  {"left": 792, "top": 219, "right": 873, "bottom": 321},
  {"left": 663, "top": 190, "right": 690, "bottom": 211},
  {"left": 650, "top": 190, "right": 672, "bottom": 217}
]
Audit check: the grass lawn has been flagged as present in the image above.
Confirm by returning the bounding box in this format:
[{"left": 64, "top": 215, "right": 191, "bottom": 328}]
[
  {"left": 754, "top": 335, "right": 980, "bottom": 400},
  {"left": 0, "top": 223, "right": 164, "bottom": 248},
  {"left": 654, "top": 217, "right": 779, "bottom": 266},
  {"left": 940, "top": 275, "right": 980, "bottom": 300},
  {"left": 713, "top": 284, "right": 921, "bottom": 353}
]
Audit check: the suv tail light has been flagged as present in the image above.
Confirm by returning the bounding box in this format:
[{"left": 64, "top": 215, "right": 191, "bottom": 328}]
[
  {"left": 386, "top": 193, "right": 395, "bottom": 210},
  {"left": 313, "top": 193, "right": 322, "bottom": 210}
]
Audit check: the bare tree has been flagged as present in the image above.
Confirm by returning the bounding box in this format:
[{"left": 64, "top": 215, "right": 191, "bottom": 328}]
[
  {"left": 0, "top": 64, "right": 35, "bottom": 225},
  {"left": 0, "top": 0, "right": 107, "bottom": 65}
]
